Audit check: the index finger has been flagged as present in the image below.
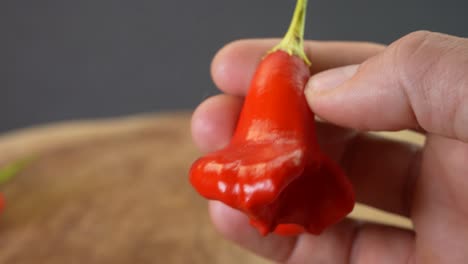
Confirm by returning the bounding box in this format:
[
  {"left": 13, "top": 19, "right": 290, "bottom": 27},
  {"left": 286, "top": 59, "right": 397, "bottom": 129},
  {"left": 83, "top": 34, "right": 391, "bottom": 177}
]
[{"left": 211, "top": 39, "right": 385, "bottom": 96}]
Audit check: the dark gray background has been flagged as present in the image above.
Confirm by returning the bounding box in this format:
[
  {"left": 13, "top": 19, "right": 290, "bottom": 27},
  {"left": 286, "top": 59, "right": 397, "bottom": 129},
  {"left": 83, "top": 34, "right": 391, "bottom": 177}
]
[{"left": 1, "top": 0, "right": 467, "bottom": 132}]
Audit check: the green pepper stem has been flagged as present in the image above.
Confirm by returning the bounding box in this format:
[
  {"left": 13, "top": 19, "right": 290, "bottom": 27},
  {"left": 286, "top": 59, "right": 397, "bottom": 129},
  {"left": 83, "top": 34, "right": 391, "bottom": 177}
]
[{"left": 270, "top": 0, "right": 311, "bottom": 65}]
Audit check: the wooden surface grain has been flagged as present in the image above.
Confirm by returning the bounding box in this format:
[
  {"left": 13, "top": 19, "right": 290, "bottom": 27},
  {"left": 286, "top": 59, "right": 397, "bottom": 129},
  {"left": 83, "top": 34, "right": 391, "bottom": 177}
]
[
  {"left": 0, "top": 113, "right": 269, "bottom": 264},
  {"left": 0, "top": 113, "right": 422, "bottom": 263}
]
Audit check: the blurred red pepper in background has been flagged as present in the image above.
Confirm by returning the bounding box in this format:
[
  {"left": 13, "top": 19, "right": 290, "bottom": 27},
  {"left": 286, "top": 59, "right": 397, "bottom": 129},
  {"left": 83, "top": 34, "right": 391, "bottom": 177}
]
[
  {"left": 0, "top": 158, "right": 31, "bottom": 216},
  {"left": 0, "top": 194, "right": 5, "bottom": 215}
]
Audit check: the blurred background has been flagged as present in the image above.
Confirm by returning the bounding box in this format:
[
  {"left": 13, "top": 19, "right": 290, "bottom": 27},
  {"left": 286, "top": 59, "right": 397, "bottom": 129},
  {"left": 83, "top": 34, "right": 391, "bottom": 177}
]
[{"left": 1, "top": 0, "right": 467, "bottom": 132}]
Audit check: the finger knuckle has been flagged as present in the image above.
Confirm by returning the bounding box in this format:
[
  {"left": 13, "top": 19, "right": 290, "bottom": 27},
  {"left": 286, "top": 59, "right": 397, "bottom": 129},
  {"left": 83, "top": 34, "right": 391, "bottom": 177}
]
[
  {"left": 392, "top": 31, "right": 434, "bottom": 80},
  {"left": 396, "top": 30, "right": 433, "bottom": 54},
  {"left": 390, "top": 31, "right": 468, "bottom": 135},
  {"left": 385, "top": 31, "right": 435, "bottom": 128}
]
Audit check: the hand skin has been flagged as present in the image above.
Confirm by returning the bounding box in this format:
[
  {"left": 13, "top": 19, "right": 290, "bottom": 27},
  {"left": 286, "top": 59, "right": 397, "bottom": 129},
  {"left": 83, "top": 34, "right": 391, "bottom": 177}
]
[{"left": 191, "top": 31, "right": 468, "bottom": 263}]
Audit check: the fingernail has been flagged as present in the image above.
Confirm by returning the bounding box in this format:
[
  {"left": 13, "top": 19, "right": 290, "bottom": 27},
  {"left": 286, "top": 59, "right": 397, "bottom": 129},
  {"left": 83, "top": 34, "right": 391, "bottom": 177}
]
[{"left": 306, "top": 64, "right": 359, "bottom": 94}]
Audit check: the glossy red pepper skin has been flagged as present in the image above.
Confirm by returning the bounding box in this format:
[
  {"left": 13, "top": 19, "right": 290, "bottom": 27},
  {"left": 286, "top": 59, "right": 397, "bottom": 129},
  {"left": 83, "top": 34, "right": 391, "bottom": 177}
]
[{"left": 190, "top": 50, "right": 355, "bottom": 236}]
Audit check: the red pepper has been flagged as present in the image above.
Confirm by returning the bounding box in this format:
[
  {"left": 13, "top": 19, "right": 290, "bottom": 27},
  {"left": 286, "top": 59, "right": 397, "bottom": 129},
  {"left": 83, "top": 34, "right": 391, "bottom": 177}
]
[
  {"left": 0, "top": 193, "right": 5, "bottom": 215},
  {"left": 190, "top": 0, "right": 354, "bottom": 236}
]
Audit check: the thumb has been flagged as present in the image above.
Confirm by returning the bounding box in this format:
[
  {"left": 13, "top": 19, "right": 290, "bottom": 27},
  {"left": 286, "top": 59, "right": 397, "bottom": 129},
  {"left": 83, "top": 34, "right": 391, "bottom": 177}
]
[{"left": 305, "top": 31, "right": 468, "bottom": 141}]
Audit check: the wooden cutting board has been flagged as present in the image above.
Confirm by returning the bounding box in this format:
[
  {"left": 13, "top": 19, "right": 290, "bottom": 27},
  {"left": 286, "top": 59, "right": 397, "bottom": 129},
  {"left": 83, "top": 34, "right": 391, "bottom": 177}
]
[{"left": 0, "top": 112, "right": 421, "bottom": 264}]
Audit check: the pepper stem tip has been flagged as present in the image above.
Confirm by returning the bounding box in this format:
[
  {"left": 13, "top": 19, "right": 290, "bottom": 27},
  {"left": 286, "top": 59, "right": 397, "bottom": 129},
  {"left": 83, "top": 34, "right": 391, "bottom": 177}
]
[{"left": 269, "top": 0, "right": 311, "bottom": 66}]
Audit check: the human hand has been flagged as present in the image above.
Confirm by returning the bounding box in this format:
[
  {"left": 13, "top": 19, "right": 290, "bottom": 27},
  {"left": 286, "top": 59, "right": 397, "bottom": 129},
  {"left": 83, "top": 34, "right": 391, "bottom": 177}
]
[{"left": 191, "top": 31, "right": 468, "bottom": 263}]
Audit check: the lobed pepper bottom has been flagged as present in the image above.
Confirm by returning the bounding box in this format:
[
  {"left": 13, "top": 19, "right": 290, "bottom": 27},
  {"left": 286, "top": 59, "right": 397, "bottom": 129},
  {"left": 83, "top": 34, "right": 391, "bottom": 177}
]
[
  {"left": 248, "top": 156, "right": 355, "bottom": 236},
  {"left": 190, "top": 139, "right": 354, "bottom": 236}
]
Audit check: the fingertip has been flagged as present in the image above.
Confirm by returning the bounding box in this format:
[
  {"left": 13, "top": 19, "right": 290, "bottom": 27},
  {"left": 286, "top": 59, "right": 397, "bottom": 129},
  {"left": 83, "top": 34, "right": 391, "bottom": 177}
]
[
  {"left": 304, "top": 64, "right": 374, "bottom": 131},
  {"left": 191, "top": 95, "right": 243, "bottom": 153},
  {"left": 210, "top": 39, "right": 276, "bottom": 95},
  {"left": 209, "top": 201, "right": 250, "bottom": 239},
  {"left": 209, "top": 201, "right": 298, "bottom": 262},
  {"left": 210, "top": 40, "right": 242, "bottom": 95}
]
